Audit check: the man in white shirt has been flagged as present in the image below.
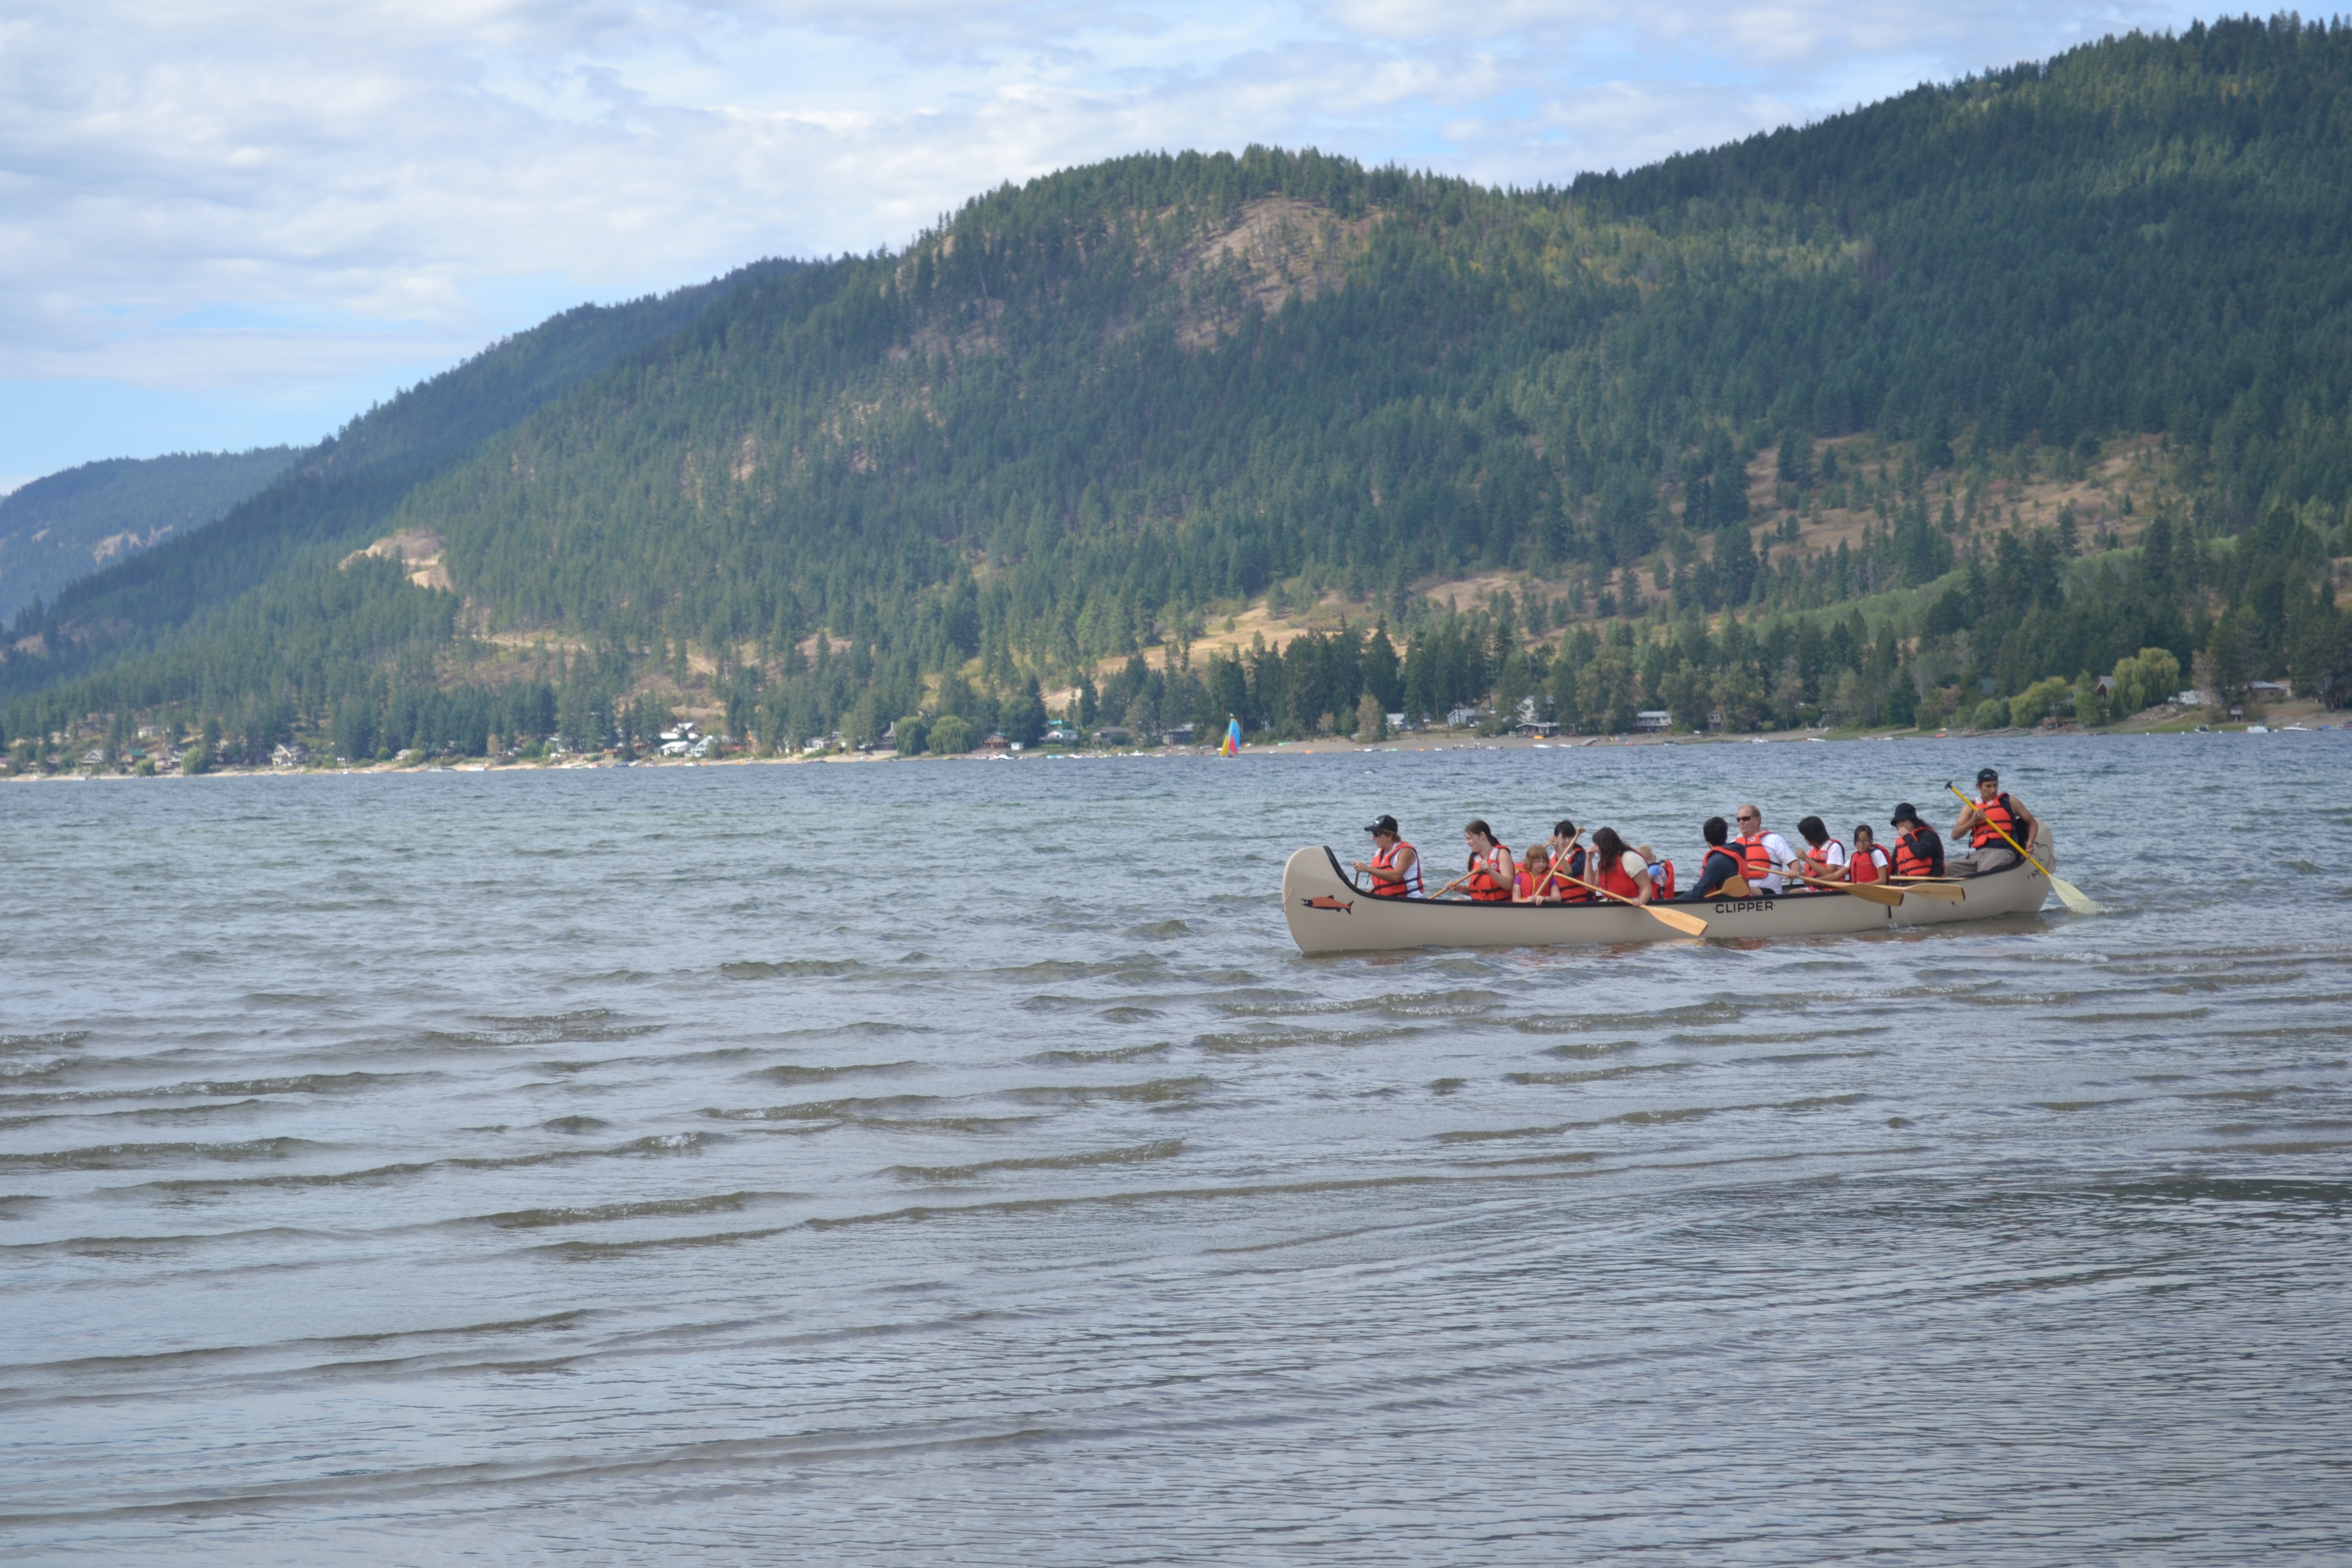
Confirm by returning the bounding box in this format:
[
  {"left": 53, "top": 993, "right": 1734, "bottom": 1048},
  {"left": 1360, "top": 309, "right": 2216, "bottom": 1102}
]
[{"left": 1733, "top": 803, "right": 1798, "bottom": 893}]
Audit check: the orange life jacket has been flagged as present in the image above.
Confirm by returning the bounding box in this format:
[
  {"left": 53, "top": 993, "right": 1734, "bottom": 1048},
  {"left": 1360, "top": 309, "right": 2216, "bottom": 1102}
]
[
  {"left": 1850, "top": 845, "right": 1891, "bottom": 884},
  {"left": 1801, "top": 838, "right": 1846, "bottom": 881},
  {"left": 1551, "top": 845, "right": 1590, "bottom": 901},
  {"left": 1893, "top": 830, "right": 1938, "bottom": 879},
  {"left": 1647, "top": 855, "right": 1676, "bottom": 899},
  {"left": 1369, "top": 840, "right": 1422, "bottom": 898},
  {"left": 1970, "top": 793, "right": 2022, "bottom": 850},
  {"left": 1699, "top": 844, "right": 1745, "bottom": 896},
  {"left": 1593, "top": 853, "right": 1644, "bottom": 902},
  {"left": 1513, "top": 868, "right": 1551, "bottom": 901},
  {"left": 1465, "top": 842, "right": 1513, "bottom": 903},
  {"left": 1736, "top": 830, "right": 1775, "bottom": 883}
]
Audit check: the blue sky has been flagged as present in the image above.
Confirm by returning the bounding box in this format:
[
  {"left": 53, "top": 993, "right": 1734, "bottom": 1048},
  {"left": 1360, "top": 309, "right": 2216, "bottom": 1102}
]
[{"left": 0, "top": 1, "right": 2211, "bottom": 490}]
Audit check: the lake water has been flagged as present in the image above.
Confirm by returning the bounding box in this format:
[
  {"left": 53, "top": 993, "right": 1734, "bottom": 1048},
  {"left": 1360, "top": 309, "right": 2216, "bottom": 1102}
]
[{"left": 3, "top": 738, "right": 2348, "bottom": 1563}]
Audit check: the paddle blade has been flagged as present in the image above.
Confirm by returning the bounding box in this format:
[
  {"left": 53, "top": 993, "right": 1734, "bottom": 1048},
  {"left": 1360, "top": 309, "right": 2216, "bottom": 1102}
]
[
  {"left": 1898, "top": 883, "right": 1966, "bottom": 903},
  {"left": 2049, "top": 874, "right": 2104, "bottom": 915},
  {"left": 1841, "top": 880, "right": 1904, "bottom": 908},
  {"left": 1645, "top": 904, "right": 1710, "bottom": 937}
]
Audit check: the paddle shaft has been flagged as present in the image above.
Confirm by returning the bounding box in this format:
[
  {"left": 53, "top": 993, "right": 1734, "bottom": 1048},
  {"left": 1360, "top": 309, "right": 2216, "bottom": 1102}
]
[
  {"left": 1550, "top": 870, "right": 1710, "bottom": 936},
  {"left": 1779, "top": 865, "right": 1903, "bottom": 906},
  {"left": 1429, "top": 843, "right": 1508, "bottom": 900}
]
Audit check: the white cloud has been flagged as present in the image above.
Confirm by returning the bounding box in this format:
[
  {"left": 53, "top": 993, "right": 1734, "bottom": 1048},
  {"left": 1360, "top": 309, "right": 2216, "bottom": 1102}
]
[{"left": 0, "top": 0, "right": 2207, "bottom": 473}]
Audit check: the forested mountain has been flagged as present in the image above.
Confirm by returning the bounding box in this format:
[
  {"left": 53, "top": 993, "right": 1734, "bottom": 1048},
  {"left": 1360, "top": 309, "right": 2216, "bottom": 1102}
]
[
  {"left": 0, "top": 448, "right": 297, "bottom": 622},
  {"left": 5, "top": 15, "right": 2349, "bottom": 767},
  {"left": 0, "top": 261, "right": 798, "bottom": 716}
]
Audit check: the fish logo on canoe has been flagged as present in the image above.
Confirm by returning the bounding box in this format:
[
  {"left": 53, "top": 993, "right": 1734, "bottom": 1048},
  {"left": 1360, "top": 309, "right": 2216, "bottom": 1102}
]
[{"left": 1301, "top": 895, "right": 1354, "bottom": 914}]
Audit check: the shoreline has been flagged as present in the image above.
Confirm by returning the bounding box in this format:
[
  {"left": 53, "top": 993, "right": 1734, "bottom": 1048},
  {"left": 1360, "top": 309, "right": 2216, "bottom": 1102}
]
[{"left": 11, "top": 703, "right": 2344, "bottom": 781}]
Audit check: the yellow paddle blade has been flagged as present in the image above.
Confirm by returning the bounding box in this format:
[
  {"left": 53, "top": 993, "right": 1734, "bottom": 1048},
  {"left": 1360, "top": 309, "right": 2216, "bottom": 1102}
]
[
  {"left": 1898, "top": 883, "right": 1966, "bottom": 903},
  {"left": 2048, "top": 874, "right": 2103, "bottom": 915},
  {"left": 1644, "top": 903, "right": 1710, "bottom": 937}
]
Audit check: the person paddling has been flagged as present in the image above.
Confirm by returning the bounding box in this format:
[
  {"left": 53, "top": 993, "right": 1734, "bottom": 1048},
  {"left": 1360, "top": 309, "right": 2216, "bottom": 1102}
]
[
  {"left": 1583, "top": 826, "right": 1656, "bottom": 905},
  {"left": 1454, "top": 819, "right": 1514, "bottom": 903},
  {"left": 1733, "top": 804, "right": 1797, "bottom": 893},
  {"left": 1794, "top": 816, "right": 1850, "bottom": 883},
  {"left": 1544, "top": 819, "right": 1589, "bottom": 902},
  {"left": 1353, "top": 814, "right": 1423, "bottom": 898},
  {"left": 1849, "top": 825, "right": 1893, "bottom": 885},
  {"left": 1949, "top": 766, "right": 2040, "bottom": 876},
  {"left": 1689, "top": 816, "right": 1753, "bottom": 899},
  {"left": 1890, "top": 802, "right": 1946, "bottom": 879}
]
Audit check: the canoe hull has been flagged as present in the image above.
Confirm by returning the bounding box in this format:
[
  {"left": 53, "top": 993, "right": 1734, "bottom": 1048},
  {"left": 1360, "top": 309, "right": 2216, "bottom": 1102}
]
[{"left": 1281, "top": 835, "right": 2057, "bottom": 954}]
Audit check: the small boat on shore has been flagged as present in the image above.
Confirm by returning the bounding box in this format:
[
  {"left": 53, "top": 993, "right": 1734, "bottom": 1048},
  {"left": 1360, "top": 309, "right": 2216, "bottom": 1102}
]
[{"left": 1280, "top": 833, "right": 2061, "bottom": 954}]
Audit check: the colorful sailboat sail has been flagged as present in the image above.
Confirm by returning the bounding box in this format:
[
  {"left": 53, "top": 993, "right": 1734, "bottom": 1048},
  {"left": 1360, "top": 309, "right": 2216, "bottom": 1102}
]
[{"left": 1220, "top": 717, "right": 1242, "bottom": 755}]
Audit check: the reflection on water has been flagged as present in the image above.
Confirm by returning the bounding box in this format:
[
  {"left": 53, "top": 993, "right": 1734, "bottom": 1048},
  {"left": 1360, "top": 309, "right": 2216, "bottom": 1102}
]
[{"left": 3, "top": 738, "right": 2348, "bottom": 1561}]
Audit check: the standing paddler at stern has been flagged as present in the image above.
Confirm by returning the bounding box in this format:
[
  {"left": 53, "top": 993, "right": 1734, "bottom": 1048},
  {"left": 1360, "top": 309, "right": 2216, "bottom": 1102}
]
[{"left": 1353, "top": 814, "right": 1424, "bottom": 898}]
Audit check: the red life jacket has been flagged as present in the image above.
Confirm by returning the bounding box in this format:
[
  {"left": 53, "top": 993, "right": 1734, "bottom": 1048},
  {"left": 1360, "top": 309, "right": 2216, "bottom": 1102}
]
[
  {"left": 1893, "top": 830, "right": 1938, "bottom": 879},
  {"left": 1970, "top": 793, "right": 2022, "bottom": 850},
  {"left": 1593, "top": 853, "right": 1644, "bottom": 902},
  {"left": 1369, "top": 839, "right": 1422, "bottom": 898},
  {"left": 1801, "top": 838, "right": 1846, "bottom": 881},
  {"left": 1465, "top": 842, "right": 1513, "bottom": 903},
  {"left": 1736, "top": 831, "right": 1775, "bottom": 883},
  {"left": 1513, "top": 868, "right": 1550, "bottom": 901},
  {"left": 1647, "top": 855, "right": 1676, "bottom": 899},
  {"left": 1850, "top": 845, "right": 1891, "bottom": 884}
]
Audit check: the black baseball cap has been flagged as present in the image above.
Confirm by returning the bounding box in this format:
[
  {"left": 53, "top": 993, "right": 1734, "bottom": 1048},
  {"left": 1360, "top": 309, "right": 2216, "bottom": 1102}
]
[
  {"left": 1364, "top": 814, "right": 1400, "bottom": 835},
  {"left": 1891, "top": 802, "right": 1923, "bottom": 826},
  {"left": 1975, "top": 767, "right": 2000, "bottom": 784}
]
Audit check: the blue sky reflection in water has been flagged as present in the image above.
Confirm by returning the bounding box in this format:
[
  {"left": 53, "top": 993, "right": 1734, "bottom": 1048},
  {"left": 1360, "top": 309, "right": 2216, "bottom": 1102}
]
[{"left": 2, "top": 737, "right": 2347, "bottom": 1561}]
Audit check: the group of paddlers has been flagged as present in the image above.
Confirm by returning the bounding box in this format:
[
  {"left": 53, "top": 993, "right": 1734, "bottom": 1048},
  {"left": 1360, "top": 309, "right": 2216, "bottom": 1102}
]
[{"left": 1351, "top": 769, "right": 2041, "bottom": 906}]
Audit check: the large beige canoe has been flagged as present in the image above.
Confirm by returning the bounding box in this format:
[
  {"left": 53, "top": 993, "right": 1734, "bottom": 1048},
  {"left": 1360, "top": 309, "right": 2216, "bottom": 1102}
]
[{"left": 1281, "top": 832, "right": 2059, "bottom": 954}]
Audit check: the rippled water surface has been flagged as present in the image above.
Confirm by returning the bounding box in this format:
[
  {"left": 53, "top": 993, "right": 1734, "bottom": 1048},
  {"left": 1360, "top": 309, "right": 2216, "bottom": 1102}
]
[{"left": 4, "top": 739, "right": 2348, "bottom": 1562}]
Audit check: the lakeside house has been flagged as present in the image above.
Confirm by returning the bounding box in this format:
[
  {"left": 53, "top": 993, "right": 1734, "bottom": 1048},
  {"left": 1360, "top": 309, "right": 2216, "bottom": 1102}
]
[{"left": 1634, "top": 710, "right": 1672, "bottom": 733}]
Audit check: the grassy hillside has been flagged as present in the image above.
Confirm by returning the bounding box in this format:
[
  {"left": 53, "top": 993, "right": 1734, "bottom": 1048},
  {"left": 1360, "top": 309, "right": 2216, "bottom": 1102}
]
[
  {"left": 4, "top": 17, "right": 2350, "bottom": 766},
  {"left": 0, "top": 448, "right": 298, "bottom": 622}
]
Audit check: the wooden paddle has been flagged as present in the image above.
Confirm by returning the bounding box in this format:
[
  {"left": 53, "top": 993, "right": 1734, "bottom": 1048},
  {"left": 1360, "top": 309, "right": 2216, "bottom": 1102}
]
[
  {"left": 1550, "top": 871, "right": 1710, "bottom": 937},
  {"left": 1429, "top": 849, "right": 1501, "bottom": 900},
  {"left": 1946, "top": 781, "right": 2102, "bottom": 914},
  {"left": 1888, "top": 879, "right": 1965, "bottom": 903},
  {"left": 1781, "top": 867, "right": 1904, "bottom": 908}
]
